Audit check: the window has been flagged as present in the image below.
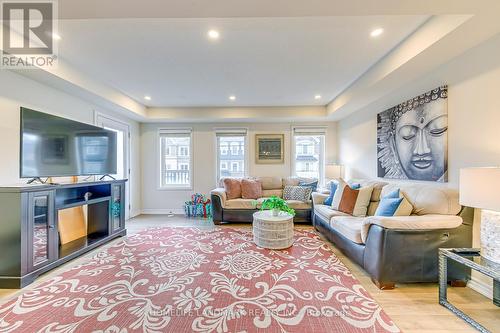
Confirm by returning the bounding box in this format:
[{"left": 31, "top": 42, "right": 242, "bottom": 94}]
[
  {"left": 293, "top": 127, "right": 326, "bottom": 184},
  {"left": 231, "top": 144, "right": 239, "bottom": 155},
  {"left": 220, "top": 144, "right": 228, "bottom": 155},
  {"left": 179, "top": 146, "right": 188, "bottom": 156},
  {"left": 216, "top": 129, "right": 247, "bottom": 180},
  {"left": 159, "top": 128, "right": 192, "bottom": 188}
]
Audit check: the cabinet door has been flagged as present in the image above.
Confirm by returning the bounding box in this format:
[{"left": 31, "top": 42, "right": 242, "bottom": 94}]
[
  {"left": 28, "top": 191, "right": 56, "bottom": 271},
  {"left": 111, "top": 183, "right": 125, "bottom": 233}
]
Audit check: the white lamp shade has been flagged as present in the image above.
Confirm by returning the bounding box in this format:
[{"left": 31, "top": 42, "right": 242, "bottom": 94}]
[
  {"left": 325, "top": 164, "right": 343, "bottom": 179},
  {"left": 459, "top": 167, "right": 500, "bottom": 211}
]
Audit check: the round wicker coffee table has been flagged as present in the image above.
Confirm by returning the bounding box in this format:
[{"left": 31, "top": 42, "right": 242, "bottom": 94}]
[{"left": 252, "top": 210, "right": 294, "bottom": 249}]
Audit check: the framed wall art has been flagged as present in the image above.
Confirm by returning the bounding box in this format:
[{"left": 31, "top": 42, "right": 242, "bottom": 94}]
[
  {"left": 377, "top": 86, "right": 448, "bottom": 182},
  {"left": 255, "top": 134, "right": 284, "bottom": 164}
]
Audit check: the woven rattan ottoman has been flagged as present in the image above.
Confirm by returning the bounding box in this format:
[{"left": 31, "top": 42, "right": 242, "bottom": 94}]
[{"left": 252, "top": 210, "right": 294, "bottom": 249}]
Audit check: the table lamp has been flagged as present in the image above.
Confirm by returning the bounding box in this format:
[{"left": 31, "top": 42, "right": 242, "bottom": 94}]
[
  {"left": 459, "top": 167, "right": 500, "bottom": 264},
  {"left": 325, "top": 164, "right": 343, "bottom": 186}
]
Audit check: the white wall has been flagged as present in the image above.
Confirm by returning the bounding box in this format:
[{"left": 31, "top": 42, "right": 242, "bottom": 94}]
[
  {"left": 0, "top": 70, "right": 142, "bottom": 216},
  {"left": 337, "top": 33, "right": 500, "bottom": 298},
  {"left": 141, "top": 121, "right": 337, "bottom": 212},
  {"left": 338, "top": 33, "right": 500, "bottom": 188}
]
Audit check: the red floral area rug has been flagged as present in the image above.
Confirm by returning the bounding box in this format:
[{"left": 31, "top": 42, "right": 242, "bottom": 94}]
[{"left": 0, "top": 227, "right": 400, "bottom": 333}]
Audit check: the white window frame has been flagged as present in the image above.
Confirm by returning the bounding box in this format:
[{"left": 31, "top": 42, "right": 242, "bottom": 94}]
[
  {"left": 95, "top": 112, "right": 131, "bottom": 220},
  {"left": 157, "top": 128, "right": 193, "bottom": 190},
  {"left": 291, "top": 126, "right": 326, "bottom": 184},
  {"left": 214, "top": 128, "right": 248, "bottom": 184},
  {"left": 221, "top": 162, "right": 228, "bottom": 170}
]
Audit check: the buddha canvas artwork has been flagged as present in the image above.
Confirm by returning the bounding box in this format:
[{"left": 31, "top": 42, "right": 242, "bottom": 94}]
[{"left": 377, "top": 86, "right": 448, "bottom": 182}]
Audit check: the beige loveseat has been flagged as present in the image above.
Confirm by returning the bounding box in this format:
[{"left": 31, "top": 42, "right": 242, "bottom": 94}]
[
  {"left": 312, "top": 179, "right": 473, "bottom": 289},
  {"left": 211, "top": 176, "right": 315, "bottom": 224}
]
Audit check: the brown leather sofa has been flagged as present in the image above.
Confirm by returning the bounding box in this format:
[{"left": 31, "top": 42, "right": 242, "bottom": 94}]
[
  {"left": 312, "top": 179, "right": 473, "bottom": 289},
  {"left": 211, "top": 176, "right": 315, "bottom": 224}
]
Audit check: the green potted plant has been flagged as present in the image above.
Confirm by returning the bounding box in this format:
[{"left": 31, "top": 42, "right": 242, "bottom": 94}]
[{"left": 260, "top": 196, "right": 295, "bottom": 217}]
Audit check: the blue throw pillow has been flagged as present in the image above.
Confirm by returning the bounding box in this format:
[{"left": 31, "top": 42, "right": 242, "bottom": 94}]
[
  {"left": 350, "top": 183, "right": 361, "bottom": 190},
  {"left": 323, "top": 181, "right": 338, "bottom": 206},
  {"left": 384, "top": 189, "right": 400, "bottom": 199},
  {"left": 299, "top": 180, "right": 318, "bottom": 192},
  {"left": 375, "top": 189, "right": 403, "bottom": 216}
]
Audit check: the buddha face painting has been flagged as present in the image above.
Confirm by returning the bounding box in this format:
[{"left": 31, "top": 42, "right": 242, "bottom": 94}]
[
  {"left": 393, "top": 98, "right": 447, "bottom": 181},
  {"left": 377, "top": 86, "right": 448, "bottom": 182}
]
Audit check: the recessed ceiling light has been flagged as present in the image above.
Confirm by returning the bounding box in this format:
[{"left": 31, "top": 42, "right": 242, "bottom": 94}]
[
  {"left": 370, "top": 28, "right": 384, "bottom": 38},
  {"left": 314, "top": 95, "right": 322, "bottom": 100},
  {"left": 144, "top": 95, "right": 151, "bottom": 101},
  {"left": 207, "top": 30, "right": 220, "bottom": 40},
  {"left": 52, "top": 33, "right": 61, "bottom": 40},
  {"left": 229, "top": 95, "right": 236, "bottom": 101}
]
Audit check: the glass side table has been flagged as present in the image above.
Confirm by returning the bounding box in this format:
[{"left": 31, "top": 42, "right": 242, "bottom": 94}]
[{"left": 439, "top": 248, "right": 500, "bottom": 333}]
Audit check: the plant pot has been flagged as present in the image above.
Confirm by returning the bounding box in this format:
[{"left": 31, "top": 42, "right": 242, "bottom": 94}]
[{"left": 272, "top": 208, "right": 280, "bottom": 217}]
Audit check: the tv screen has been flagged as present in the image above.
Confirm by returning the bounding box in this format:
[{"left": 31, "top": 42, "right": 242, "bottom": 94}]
[{"left": 20, "top": 108, "right": 117, "bottom": 178}]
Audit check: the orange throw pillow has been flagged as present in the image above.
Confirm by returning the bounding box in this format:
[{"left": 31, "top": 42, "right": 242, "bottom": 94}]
[
  {"left": 223, "top": 178, "right": 242, "bottom": 199},
  {"left": 241, "top": 178, "right": 263, "bottom": 199},
  {"left": 338, "top": 186, "right": 359, "bottom": 215}
]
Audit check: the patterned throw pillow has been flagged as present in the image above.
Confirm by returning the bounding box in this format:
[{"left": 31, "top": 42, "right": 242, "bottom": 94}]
[{"left": 283, "top": 185, "right": 312, "bottom": 202}]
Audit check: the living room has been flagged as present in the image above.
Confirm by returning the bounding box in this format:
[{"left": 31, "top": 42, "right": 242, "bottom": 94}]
[{"left": 0, "top": 1, "right": 499, "bottom": 332}]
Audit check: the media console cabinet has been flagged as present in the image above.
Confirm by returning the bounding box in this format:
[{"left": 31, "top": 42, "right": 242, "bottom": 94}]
[{"left": 0, "top": 179, "right": 127, "bottom": 288}]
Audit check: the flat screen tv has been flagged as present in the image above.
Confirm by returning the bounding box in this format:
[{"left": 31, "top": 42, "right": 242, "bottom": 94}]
[{"left": 20, "top": 108, "right": 117, "bottom": 178}]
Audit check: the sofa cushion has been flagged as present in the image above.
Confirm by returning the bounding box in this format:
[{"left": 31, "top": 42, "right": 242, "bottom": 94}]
[
  {"left": 330, "top": 216, "right": 364, "bottom": 244},
  {"left": 223, "top": 178, "right": 242, "bottom": 199},
  {"left": 258, "top": 176, "right": 283, "bottom": 190},
  {"left": 360, "top": 215, "right": 464, "bottom": 243},
  {"left": 381, "top": 183, "right": 461, "bottom": 215},
  {"left": 314, "top": 204, "right": 350, "bottom": 221},
  {"left": 285, "top": 200, "right": 312, "bottom": 210},
  {"left": 349, "top": 179, "right": 388, "bottom": 202},
  {"left": 261, "top": 189, "right": 283, "bottom": 198},
  {"left": 225, "top": 199, "right": 257, "bottom": 210},
  {"left": 241, "top": 178, "right": 262, "bottom": 199},
  {"left": 283, "top": 176, "right": 316, "bottom": 187},
  {"left": 283, "top": 185, "right": 312, "bottom": 202}
]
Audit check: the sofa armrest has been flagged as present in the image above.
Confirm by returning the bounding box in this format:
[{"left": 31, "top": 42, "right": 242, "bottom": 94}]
[
  {"left": 312, "top": 192, "right": 329, "bottom": 206},
  {"left": 361, "top": 215, "right": 463, "bottom": 243},
  {"left": 210, "top": 188, "right": 227, "bottom": 207}
]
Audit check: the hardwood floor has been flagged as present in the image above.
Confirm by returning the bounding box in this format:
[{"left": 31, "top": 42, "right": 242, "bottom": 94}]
[{"left": 0, "top": 214, "right": 498, "bottom": 332}]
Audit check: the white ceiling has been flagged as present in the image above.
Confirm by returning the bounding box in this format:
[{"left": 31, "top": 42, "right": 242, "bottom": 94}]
[{"left": 57, "top": 16, "right": 429, "bottom": 107}]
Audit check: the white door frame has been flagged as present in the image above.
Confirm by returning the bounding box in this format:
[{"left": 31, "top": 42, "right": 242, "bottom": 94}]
[{"left": 94, "top": 112, "right": 131, "bottom": 220}]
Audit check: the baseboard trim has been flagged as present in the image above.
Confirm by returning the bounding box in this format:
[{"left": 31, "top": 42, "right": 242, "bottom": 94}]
[
  {"left": 141, "top": 209, "right": 184, "bottom": 215},
  {"left": 468, "top": 276, "right": 493, "bottom": 299},
  {"left": 130, "top": 210, "right": 141, "bottom": 218}
]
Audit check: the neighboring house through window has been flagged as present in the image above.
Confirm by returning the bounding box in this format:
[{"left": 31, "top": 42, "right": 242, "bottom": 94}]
[
  {"left": 158, "top": 128, "right": 193, "bottom": 189},
  {"left": 216, "top": 129, "right": 247, "bottom": 181}
]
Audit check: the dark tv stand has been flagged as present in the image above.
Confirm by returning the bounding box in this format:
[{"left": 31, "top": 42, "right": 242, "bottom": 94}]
[
  {"left": 99, "top": 174, "right": 116, "bottom": 181},
  {"left": 0, "top": 179, "right": 127, "bottom": 288},
  {"left": 26, "top": 177, "right": 49, "bottom": 184}
]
